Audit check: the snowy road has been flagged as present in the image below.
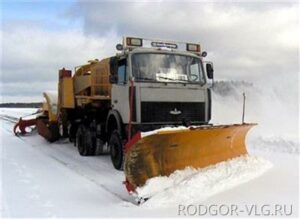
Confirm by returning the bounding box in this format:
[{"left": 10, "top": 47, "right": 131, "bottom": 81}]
[
  {"left": 0, "top": 119, "right": 153, "bottom": 217},
  {"left": 0, "top": 108, "right": 299, "bottom": 217}
]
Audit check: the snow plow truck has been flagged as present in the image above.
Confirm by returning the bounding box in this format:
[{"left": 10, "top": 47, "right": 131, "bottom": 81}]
[{"left": 14, "top": 37, "right": 256, "bottom": 193}]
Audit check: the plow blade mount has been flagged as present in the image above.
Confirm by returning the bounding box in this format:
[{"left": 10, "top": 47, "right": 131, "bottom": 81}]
[{"left": 124, "top": 123, "right": 256, "bottom": 191}]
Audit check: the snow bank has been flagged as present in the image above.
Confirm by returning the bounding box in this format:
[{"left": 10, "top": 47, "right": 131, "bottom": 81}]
[
  {"left": 211, "top": 81, "right": 299, "bottom": 154},
  {"left": 136, "top": 155, "right": 273, "bottom": 208},
  {"left": 249, "top": 135, "right": 299, "bottom": 154}
]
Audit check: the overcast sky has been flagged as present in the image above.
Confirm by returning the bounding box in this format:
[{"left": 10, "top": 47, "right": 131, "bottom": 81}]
[{"left": 1, "top": 1, "right": 299, "bottom": 103}]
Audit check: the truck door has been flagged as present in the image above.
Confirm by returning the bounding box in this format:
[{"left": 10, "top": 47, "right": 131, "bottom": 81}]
[{"left": 111, "top": 59, "right": 130, "bottom": 123}]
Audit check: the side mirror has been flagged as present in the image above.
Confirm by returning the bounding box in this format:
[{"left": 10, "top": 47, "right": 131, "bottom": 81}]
[
  {"left": 109, "top": 57, "right": 118, "bottom": 84},
  {"left": 206, "top": 63, "right": 214, "bottom": 79}
]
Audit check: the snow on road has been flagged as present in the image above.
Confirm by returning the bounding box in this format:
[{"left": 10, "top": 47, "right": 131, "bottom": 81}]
[
  {"left": 136, "top": 155, "right": 273, "bottom": 207},
  {"left": 1, "top": 121, "right": 119, "bottom": 217},
  {"left": 1, "top": 118, "right": 174, "bottom": 217},
  {"left": 0, "top": 108, "right": 38, "bottom": 120}
]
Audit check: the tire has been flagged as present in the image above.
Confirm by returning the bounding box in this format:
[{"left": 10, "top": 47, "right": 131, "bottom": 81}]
[
  {"left": 109, "top": 130, "right": 124, "bottom": 170},
  {"left": 76, "top": 125, "right": 96, "bottom": 156}
]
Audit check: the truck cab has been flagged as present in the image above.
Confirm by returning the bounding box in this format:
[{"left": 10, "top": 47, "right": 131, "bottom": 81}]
[
  {"left": 107, "top": 37, "right": 214, "bottom": 169},
  {"left": 109, "top": 37, "right": 213, "bottom": 131}
]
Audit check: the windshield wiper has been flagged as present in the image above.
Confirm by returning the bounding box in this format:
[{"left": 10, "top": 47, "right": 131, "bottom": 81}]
[{"left": 157, "top": 76, "right": 189, "bottom": 83}]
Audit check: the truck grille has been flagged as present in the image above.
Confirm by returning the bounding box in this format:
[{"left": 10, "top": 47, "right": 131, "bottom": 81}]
[{"left": 141, "top": 102, "right": 205, "bottom": 123}]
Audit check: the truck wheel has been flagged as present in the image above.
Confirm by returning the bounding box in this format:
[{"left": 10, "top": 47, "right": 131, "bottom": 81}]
[
  {"left": 76, "top": 125, "right": 96, "bottom": 156},
  {"left": 109, "top": 130, "right": 124, "bottom": 170}
]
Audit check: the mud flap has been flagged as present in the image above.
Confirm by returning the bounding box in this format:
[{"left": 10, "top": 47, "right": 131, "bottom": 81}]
[{"left": 124, "top": 123, "right": 256, "bottom": 191}]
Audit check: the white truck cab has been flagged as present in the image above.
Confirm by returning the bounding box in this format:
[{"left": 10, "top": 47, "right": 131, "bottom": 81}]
[{"left": 109, "top": 37, "right": 214, "bottom": 133}]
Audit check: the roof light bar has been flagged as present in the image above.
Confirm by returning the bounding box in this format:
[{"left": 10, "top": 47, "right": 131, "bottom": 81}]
[{"left": 122, "top": 36, "right": 202, "bottom": 54}]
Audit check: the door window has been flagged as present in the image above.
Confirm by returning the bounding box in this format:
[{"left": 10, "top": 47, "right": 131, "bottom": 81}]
[{"left": 117, "top": 59, "right": 126, "bottom": 84}]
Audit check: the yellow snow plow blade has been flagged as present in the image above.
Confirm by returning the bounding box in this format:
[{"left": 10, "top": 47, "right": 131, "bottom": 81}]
[{"left": 124, "top": 123, "right": 256, "bottom": 191}]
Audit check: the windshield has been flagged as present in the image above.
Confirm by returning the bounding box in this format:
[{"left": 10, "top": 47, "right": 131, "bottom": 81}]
[{"left": 132, "top": 53, "right": 205, "bottom": 84}]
